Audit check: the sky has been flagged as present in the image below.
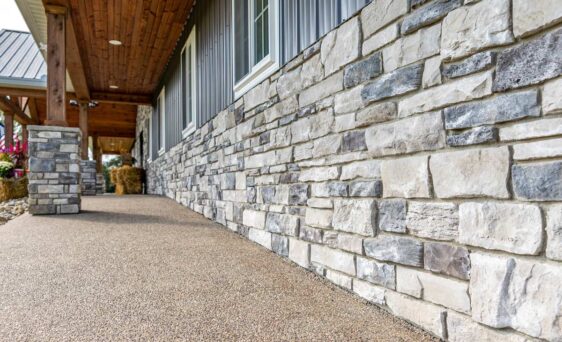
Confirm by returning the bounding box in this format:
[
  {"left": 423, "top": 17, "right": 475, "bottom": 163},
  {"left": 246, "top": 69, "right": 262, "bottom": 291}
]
[{"left": 0, "top": 0, "right": 29, "bottom": 32}]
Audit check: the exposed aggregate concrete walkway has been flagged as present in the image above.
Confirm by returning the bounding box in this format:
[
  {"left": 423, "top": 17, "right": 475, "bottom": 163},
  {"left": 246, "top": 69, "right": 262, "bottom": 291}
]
[{"left": 0, "top": 195, "right": 435, "bottom": 341}]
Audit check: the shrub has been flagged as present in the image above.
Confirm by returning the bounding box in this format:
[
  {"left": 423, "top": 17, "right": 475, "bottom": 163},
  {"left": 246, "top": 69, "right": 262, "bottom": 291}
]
[
  {"left": 0, "top": 161, "right": 14, "bottom": 179},
  {"left": 0, "top": 153, "right": 12, "bottom": 163}
]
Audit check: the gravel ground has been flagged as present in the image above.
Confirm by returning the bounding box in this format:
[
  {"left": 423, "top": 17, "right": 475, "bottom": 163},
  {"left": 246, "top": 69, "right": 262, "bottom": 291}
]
[
  {"left": 0, "top": 197, "right": 28, "bottom": 223},
  {"left": 0, "top": 195, "right": 436, "bottom": 341}
]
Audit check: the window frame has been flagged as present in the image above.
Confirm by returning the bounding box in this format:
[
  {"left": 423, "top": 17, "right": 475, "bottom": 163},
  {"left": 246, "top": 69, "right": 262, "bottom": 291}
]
[
  {"left": 181, "top": 26, "right": 197, "bottom": 139},
  {"left": 148, "top": 112, "right": 152, "bottom": 163},
  {"left": 232, "top": 0, "right": 280, "bottom": 99},
  {"left": 157, "top": 87, "right": 166, "bottom": 156}
]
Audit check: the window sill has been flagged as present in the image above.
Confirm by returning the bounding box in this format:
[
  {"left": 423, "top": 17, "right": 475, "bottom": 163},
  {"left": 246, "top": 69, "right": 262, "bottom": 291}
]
[
  {"left": 182, "top": 124, "right": 196, "bottom": 139},
  {"left": 158, "top": 148, "right": 165, "bottom": 156},
  {"left": 234, "top": 57, "right": 279, "bottom": 99}
]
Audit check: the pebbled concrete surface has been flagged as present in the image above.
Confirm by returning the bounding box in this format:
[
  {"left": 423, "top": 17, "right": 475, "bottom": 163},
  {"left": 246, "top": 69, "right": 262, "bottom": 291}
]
[{"left": 0, "top": 195, "right": 436, "bottom": 341}]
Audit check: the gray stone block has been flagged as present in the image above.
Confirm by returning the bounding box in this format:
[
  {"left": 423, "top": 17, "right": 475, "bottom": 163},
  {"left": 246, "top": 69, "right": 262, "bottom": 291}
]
[
  {"left": 378, "top": 199, "right": 407, "bottom": 233},
  {"left": 288, "top": 184, "right": 308, "bottom": 205},
  {"left": 443, "top": 51, "right": 495, "bottom": 79},
  {"left": 401, "top": 0, "right": 462, "bottom": 35},
  {"left": 362, "top": 64, "right": 423, "bottom": 103},
  {"left": 512, "top": 161, "right": 562, "bottom": 201},
  {"left": 424, "top": 242, "right": 470, "bottom": 280},
  {"left": 265, "top": 213, "right": 299, "bottom": 236},
  {"left": 29, "top": 158, "right": 56, "bottom": 172},
  {"left": 349, "top": 180, "right": 382, "bottom": 197},
  {"left": 356, "top": 256, "right": 396, "bottom": 289},
  {"left": 494, "top": 28, "right": 562, "bottom": 91},
  {"left": 444, "top": 90, "right": 540, "bottom": 129},
  {"left": 446, "top": 126, "right": 498, "bottom": 147},
  {"left": 343, "top": 52, "right": 382, "bottom": 88},
  {"left": 271, "top": 234, "right": 289, "bottom": 257},
  {"left": 364, "top": 236, "right": 424, "bottom": 267},
  {"left": 341, "top": 130, "right": 367, "bottom": 152},
  {"left": 299, "top": 225, "right": 323, "bottom": 243}
]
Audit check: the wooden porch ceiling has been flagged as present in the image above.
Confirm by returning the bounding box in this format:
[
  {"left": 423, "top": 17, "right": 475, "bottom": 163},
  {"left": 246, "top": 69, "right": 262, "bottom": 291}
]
[{"left": 65, "top": 0, "right": 195, "bottom": 99}]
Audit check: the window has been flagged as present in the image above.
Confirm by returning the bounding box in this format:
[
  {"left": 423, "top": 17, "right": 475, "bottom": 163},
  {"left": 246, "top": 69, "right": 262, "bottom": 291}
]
[
  {"left": 181, "top": 27, "right": 197, "bottom": 137},
  {"left": 157, "top": 88, "right": 165, "bottom": 155},
  {"left": 233, "top": 0, "right": 279, "bottom": 98}
]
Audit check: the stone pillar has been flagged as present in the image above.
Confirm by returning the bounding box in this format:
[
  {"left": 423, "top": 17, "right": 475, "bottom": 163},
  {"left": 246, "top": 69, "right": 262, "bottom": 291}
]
[
  {"left": 28, "top": 125, "right": 81, "bottom": 215},
  {"left": 96, "top": 173, "right": 105, "bottom": 195},
  {"left": 80, "top": 160, "right": 97, "bottom": 196}
]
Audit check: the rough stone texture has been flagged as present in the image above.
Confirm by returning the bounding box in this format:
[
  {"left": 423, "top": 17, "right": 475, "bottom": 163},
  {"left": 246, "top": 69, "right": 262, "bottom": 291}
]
[
  {"left": 543, "top": 77, "right": 562, "bottom": 114},
  {"left": 311, "top": 245, "right": 356, "bottom": 276},
  {"left": 513, "top": 138, "right": 562, "bottom": 161},
  {"left": 344, "top": 53, "right": 382, "bottom": 89},
  {"left": 364, "top": 236, "right": 424, "bottom": 267},
  {"left": 442, "top": 51, "right": 495, "bottom": 79},
  {"left": 366, "top": 111, "right": 445, "bottom": 157},
  {"left": 362, "top": 64, "right": 423, "bottom": 103},
  {"left": 513, "top": 0, "right": 562, "bottom": 37},
  {"left": 360, "top": 0, "right": 408, "bottom": 39},
  {"left": 512, "top": 161, "right": 562, "bottom": 201},
  {"left": 444, "top": 90, "right": 540, "bottom": 129},
  {"left": 459, "top": 202, "right": 543, "bottom": 255},
  {"left": 406, "top": 202, "right": 459, "bottom": 241},
  {"left": 546, "top": 205, "right": 562, "bottom": 261},
  {"left": 304, "top": 208, "right": 333, "bottom": 229},
  {"left": 243, "top": 210, "right": 266, "bottom": 229},
  {"left": 385, "top": 291, "right": 447, "bottom": 339},
  {"left": 80, "top": 160, "right": 97, "bottom": 196},
  {"left": 422, "top": 56, "right": 442, "bottom": 88},
  {"left": 378, "top": 199, "right": 407, "bottom": 233},
  {"left": 265, "top": 213, "right": 299, "bottom": 236},
  {"left": 381, "top": 156, "right": 431, "bottom": 198},
  {"left": 396, "top": 267, "right": 471, "bottom": 314},
  {"left": 289, "top": 238, "right": 310, "bottom": 268},
  {"left": 446, "top": 126, "right": 498, "bottom": 147},
  {"left": 362, "top": 24, "right": 399, "bottom": 56},
  {"left": 349, "top": 180, "right": 382, "bottom": 197},
  {"left": 470, "top": 253, "right": 562, "bottom": 340},
  {"left": 321, "top": 17, "right": 360, "bottom": 76},
  {"left": 441, "top": 0, "right": 513, "bottom": 60},
  {"left": 28, "top": 126, "right": 81, "bottom": 215},
  {"left": 341, "top": 130, "right": 367, "bottom": 153},
  {"left": 356, "top": 102, "right": 397, "bottom": 127},
  {"left": 447, "top": 311, "right": 531, "bottom": 342},
  {"left": 424, "top": 243, "right": 470, "bottom": 280},
  {"left": 398, "top": 71, "right": 493, "bottom": 118},
  {"left": 499, "top": 117, "right": 562, "bottom": 142},
  {"left": 332, "top": 199, "right": 376, "bottom": 236},
  {"left": 326, "top": 270, "right": 353, "bottom": 290},
  {"left": 272, "top": 234, "right": 289, "bottom": 257},
  {"left": 249, "top": 228, "right": 272, "bottom": 249},
  {"left": 382, "top": 24, "right": 441, "bottom": 72},
  {"left": 353, "top": 280, "right": 386, "bottom": 305},
  {"left": 401, "top": 0, "right": 462, "bottom": 35},
  {"left": 356, "top": 257, "right": 396, "bottom": 289},
  {"left": 340, "top": 160, "right": 381, "bottom": 180},
  {"left": 430, "top": 147, "right": 510, "bottom": 199},
  {"left": 494, "top": 28, "right": 562, "bottom": 92}
]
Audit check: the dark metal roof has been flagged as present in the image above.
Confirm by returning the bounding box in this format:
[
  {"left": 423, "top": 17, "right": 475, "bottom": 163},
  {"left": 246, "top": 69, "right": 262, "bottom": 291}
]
[{"left": 0, "top": 29, "right": 46, "bottom": 87}]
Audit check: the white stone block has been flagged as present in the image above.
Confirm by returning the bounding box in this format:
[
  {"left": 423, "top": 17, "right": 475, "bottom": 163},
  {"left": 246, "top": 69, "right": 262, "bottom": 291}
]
[
  {"left": 289, "top": 238, "right": 310, "bottom": 268},
  {"left": 326, "top": 269, "right": 352, "bottom": 289},
  {"left": 381, "top": 156, "right": 431, "bottom": 198},
  {"left": 383, "top": 23, "right": 441, "bottom": 72},
  {"left": 362, "top": 24, "right": 399, "bottom": 56},
  {"left": 248, "top": 228, "right": 272, "bottom": 250},
  {"left": 321, "top": 17, "right": 361, "bottom": 75},
  {"left": 543, "top": 77, "right": 562, "bottom": 115},
  {"left": 340, "top": 160, "right": 381, "bottom": 180},
  {"left": 310, "top": 245, "right": 356, "bottom": 276},
  {"left": 353, "top": 279, "right": 385, "bottom": 305},
  {"left": 513, "top": 138, "right": 562, "bottom": 161},
  {"left": 332, "top": 199, "right": 376, "bottom": 236},
  {"left": 546, "top": 205, "right": 562, "bottom": 261},
  {"left": 361, "top": 0, "right": 408, "bottom": 39},
  {"left": 407, "top": 201, "right": 459, "bottom": 241},
  {"left": 500, "top": 117, "right": 562, "bottom": 141},
  {"left": 304, "top": 208, "right": 333, "bottom": 228},
  {"left": 513, "top": 0, "right": 562, "bottom": 37},
  {"left": 243, "top": 210, "right": 266, "bottom": 229}
]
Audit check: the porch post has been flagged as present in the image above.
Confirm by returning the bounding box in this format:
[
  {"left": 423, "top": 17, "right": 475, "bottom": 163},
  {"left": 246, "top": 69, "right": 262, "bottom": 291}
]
[
  {"left": 44, "top": 5, "right": 67, "bottom": 126},
  {"left": 4, "top": 112, "right": 13, "bottom": 149},
  {"left": 21, "top": 124, "right": 28, "bottom": 147},
  {"left": 79, "top": 102, "right": 88, "bottom": 159},
  {"left": 28, "top": 4, "right": 81, "bottom": 215}
]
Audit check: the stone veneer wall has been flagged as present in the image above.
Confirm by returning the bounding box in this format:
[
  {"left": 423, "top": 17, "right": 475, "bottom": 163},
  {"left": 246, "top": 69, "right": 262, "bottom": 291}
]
[
  {"left": 136, "top": 0, "right": 562, "bottom": 340},
  {"left": 28, "top": 125, "right": 81, "bottom": 214},
  {"left": 80, "top": 160, "right": 97, "bottom": 196}
]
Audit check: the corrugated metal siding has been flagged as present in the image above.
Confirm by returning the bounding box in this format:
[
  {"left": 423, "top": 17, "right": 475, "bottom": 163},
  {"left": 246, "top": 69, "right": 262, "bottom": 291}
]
[
  {"left": 280, "top": 0, "right": 370, "bottom": 64},
  {"left": 165, "top": 61, "right": 182, "bottom": 151},
  {"left": 0, "top": 29, "right": 46, "bottom": 82}
]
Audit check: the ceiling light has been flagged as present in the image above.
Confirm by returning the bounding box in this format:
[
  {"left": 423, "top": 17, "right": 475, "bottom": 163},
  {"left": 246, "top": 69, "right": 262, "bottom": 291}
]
[
  {"left": 109, "top": 85, "right": 119, "bottom": 89},
  {"left": 109, "top": 40, "right": 122, "bottom": 46}
]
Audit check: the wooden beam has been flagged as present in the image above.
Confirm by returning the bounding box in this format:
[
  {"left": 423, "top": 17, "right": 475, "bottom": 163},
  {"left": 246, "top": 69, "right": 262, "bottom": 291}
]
[
  {"left": 66, "top": 10, "right": 90, "bottom": 101},
  {"left": 79, "top": 102, "right": 89, "bottom": 159},
  {"left": 28, "top": 98, "right": 38, "bottom": 123},
  {"left": 90, "top": 92, "right": 152, "bottom": 105},
  {"left": 45, "top": 7, "right": 67, "bottom": 126},
  {"left": 4, "top": 112, "right": 13, "bottom": 149},
  {"left": 0, "top": 87, "right": 78, "bottom": 99},
  {"left": 0, "top": 97, "right": 34, "bottom": 125}
]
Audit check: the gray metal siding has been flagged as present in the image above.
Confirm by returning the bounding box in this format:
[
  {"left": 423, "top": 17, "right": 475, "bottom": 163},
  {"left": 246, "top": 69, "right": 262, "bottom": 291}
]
[{"left": 155, "top": 0, "right": 371, "bottom": 149}]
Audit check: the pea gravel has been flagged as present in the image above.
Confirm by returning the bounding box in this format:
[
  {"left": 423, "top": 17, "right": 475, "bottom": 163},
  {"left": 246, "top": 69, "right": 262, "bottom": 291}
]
[{"left": 0, "top": 195, "right": 436, "bottom": 341}]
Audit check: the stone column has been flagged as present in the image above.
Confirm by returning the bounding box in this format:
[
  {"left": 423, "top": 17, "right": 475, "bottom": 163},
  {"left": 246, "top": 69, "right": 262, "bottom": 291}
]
[
  {"left": 80, "top": 160, "right": 97, "bottom": 196},
  {"left": 28, "top": 125, "right": 81, "bottom": 215}
]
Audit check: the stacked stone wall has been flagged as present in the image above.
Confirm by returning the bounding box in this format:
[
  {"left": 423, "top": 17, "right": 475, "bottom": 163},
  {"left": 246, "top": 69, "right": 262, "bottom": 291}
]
[
  {"left": 137, "top": 0, "right": 562, "bottom": 340},
  {"left": 80, "top": 160, "right": 97, "bottom": 196},
  {"left": 28, "top": 126, "right": 81, "bottom": 215}
]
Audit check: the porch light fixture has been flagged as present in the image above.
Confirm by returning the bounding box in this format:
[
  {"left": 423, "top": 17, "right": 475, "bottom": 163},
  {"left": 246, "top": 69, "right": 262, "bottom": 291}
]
[
  {"left": 109, "top": 40, "right": 122, "bottom": 46},
  {"left": 109, "top": 85, "right": 119, "bottom": 89}
]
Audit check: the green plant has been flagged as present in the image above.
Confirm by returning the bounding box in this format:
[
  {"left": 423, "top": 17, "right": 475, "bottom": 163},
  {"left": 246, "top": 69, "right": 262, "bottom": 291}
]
[
  {"left": 0, "top": 161, "right": 14, "bottom": 178},
  {"left": 0, "top": 153, "right": 12, "bottom": 163}
]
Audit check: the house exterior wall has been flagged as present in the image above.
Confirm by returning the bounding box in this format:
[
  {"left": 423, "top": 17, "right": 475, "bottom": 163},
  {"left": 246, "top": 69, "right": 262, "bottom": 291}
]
[{"left": 134, "top": 0, "right": 562, "bottom": 340}]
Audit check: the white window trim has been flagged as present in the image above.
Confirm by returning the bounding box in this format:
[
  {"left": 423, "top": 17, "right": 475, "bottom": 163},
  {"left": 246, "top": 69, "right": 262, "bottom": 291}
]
[
  {"left": 181, "top": 26, "right": 197, "bottom": 139},
  {"left": 158, "top": 87, "right": 166, "bottom": 156},
  {"left": 232, "top": 0, "right": 280, "bottom": 99},
  {"left": 147, "top": 112, "right": 153, "bottom": 163}
]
